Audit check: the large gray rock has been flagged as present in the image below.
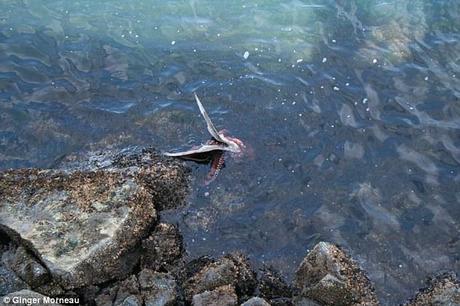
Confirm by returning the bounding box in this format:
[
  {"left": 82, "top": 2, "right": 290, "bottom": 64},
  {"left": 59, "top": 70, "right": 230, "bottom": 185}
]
[
  {"left": 405, "top": 272, "right": 460, "bottom": 306},
  {"left": 184, "top": 253, "right": 256, "bottom": 301},
  {"left": 294, "top": 242, "right": 379, "bottom": 306},
  {"left": 192, "top": 285, "right": 238, "bottom": 306},
  {"left": 0, "top": 148, "right": 189, "bottom": 289}
]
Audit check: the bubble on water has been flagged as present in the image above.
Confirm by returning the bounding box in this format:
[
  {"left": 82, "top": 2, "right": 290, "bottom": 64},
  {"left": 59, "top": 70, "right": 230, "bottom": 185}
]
[
  {"left": 204, "top": 192, "right": 210, "bottom": 197},
  {"left": 372, "top": 58, "right": 378, "bottom": 64},
  {"left": 296, "top": 58, "right": 303, "bottom": 63},
  {"left": 332, "top": 39, "right": 337, "bottom": 43},
  {"left": 424, "top": 76, "right": 429, "bottom": 81},
  {"left": 362, "top": 98, "right": 368, "bottom": 104},
  {"left": 322, "top": 57, "right": 327, "bottom": 63},
  {"left": 278, "top": 58, "right": 282, "bottom": 62},
  {"left": 345, "top": 82, "right": 350, "bottom": 86},
  {"left": 171, "top": 40, "right": 176, "bottom": 45},
  {"left": 333, "top": 86, "right": 340, "bottom": 91},
  {"left": 243, "top": 51, "right": 250, "bottom": 59}
]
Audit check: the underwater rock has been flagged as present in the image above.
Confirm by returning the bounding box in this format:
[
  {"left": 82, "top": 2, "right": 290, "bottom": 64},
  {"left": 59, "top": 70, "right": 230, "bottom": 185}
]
[
  {"left": 241, "top": 296, "right": 271, "bottom": 306},
  {"left": 184, "top": 253, "right": 256, "bottom": 302},
  {"left": 140, "top": 223, "right": 184, "bottom": 272},
  {"left": 138, "top": 269, "right": 178, "bottom": 306},
  {"left": 405, "top": 272, "right": 460, "bottom": 306},
  {"left": 294, "top": 242, "right": 379, "bottom": 306},
  {"left": 192, "top": 284, "right": 238, "bottom": 306},
  {"left": 0, "top": 147, "right": 189, "bottom": 289}
]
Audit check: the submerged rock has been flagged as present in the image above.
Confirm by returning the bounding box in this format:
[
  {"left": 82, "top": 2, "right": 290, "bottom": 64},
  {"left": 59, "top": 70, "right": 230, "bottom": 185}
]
[
  {"left": 405, "top": 272, "right": 460, "bottom": 306},
  {"left": 184, "top": 253, "right": 257, "bottom": 302},
  {"left": 0, "top": 147, "right": 189, "bottom": 289},
  {"left": 294, "top": 242, "right": 379, "bottom": 306},
  {"left": 192, "top": 284, "right": 238, "bottom": 306}
]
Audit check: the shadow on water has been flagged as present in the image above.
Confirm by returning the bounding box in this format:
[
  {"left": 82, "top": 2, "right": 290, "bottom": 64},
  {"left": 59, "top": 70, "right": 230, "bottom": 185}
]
[{"left": 1, "top": 0, "right": 459, "bottom": 304}]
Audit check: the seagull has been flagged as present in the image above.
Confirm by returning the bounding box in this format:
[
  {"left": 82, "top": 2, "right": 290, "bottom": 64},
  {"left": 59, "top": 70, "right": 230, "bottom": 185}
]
[{"left": 165, "top": 93, "right": 247, "bottom": 185}]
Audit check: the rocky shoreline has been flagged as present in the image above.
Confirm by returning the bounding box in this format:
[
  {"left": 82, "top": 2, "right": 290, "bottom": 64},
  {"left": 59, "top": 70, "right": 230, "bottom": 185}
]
[{"left": 0, "top": 147, "right": 458, "bottom": 306}]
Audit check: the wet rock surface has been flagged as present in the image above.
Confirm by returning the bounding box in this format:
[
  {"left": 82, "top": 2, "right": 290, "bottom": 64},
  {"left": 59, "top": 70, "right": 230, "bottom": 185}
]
[
  {"left": 294, "top": 242, "right": 379, "bottom": 306},
  {"left": 405, "top": 272, "right": 460, "bottom": 306},
  {"left": 0, "top": 147, "right": 188, "bottom": 290},
  {"left": 0, "top": 146, "right": 458, "bottom": 306}
]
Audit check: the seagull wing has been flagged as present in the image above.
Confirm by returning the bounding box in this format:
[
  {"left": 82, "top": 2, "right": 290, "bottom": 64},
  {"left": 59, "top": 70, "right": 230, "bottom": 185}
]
[{"left": 194, "top": 93, "right": 226, "bottom": 143}]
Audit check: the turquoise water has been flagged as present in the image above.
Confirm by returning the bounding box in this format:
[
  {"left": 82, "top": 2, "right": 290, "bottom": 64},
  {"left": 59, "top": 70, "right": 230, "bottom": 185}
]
[{"left": 1, "top": 0, "right": 459, "bottom": 304}]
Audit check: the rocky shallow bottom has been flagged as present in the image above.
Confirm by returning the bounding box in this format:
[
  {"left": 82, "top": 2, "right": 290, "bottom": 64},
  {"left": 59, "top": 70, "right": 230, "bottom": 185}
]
[{"left": 0, "top": 147, "right": 459, "bottom": 306}]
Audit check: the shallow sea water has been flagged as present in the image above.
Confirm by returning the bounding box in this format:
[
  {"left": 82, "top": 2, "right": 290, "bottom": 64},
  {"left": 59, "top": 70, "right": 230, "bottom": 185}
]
[{"left": 1, "top": 0, "right": 459, "bottom": 304}]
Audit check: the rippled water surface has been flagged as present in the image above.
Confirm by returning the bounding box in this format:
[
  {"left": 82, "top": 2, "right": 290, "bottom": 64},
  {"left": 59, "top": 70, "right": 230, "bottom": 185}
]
[{"left": 1, "top": 0, "right": 460, "bottom": 304}]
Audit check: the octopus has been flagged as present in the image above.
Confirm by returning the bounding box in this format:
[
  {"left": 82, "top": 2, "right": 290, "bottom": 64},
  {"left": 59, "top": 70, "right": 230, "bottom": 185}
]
[{"left": 165, "top": 93, "right": 248, "bottom": 185}]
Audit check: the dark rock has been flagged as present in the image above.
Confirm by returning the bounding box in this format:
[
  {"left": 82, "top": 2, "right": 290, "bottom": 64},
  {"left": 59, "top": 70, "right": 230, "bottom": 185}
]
[
  {"left": 241, "top": 297, "right": 271, "bottom": 306},
  {"left": 0, "top": 264, "right": 29, "bottom": 296},
  {"left": 138, "top": 269, "right": 178, "bottom": 306},
  {"left": 405, "top": 272, "right": 460, "bottom": 306},
  {"left": 192, "top": 285, "right": 238, "bottom": 306},
  {"left": 75, "top": 285, "right": 100, "bottom": 305},
  {"left": 258, "top": 266, "right": 292, "bottom": 302},
  {"left": 33, "top": 279, "right": 66, "bottom": 297},
  {"left": 0, "top": 244, "right": 29, "bottom": 295},
  {"left": 95, "top": 284, "right": 119, "bottom": 306},
  {"left": 294, "top": 242, "right": 379, "bottom": 306},
  {"left": 0, "top": 148, "right": 189, "bottom": 289},
  {"left": 141, "top": 223, "right": 183, "bottom": 272},
  {"left": 2, "top": 246, "right": 49, "bottom": 288},
  {"left": 184, "top": 253, "right": 256, "bottom": 301},
  {"left": 113, "top": 275, "right": 141, "bottom": 306}
]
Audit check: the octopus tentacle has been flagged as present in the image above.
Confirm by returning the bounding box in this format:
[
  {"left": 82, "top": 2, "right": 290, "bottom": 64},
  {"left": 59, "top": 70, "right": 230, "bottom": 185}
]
[{"left": 205, "top": 152, "right": 225, "bottom": 185}]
